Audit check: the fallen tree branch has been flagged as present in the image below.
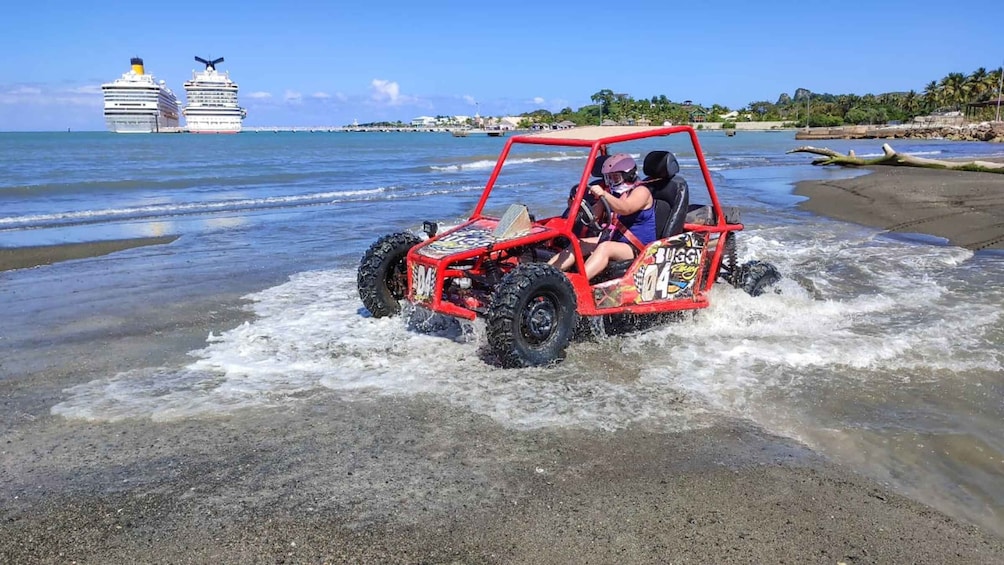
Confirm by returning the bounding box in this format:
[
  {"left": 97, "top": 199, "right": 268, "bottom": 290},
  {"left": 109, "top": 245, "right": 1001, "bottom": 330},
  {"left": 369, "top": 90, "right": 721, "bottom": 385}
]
[{"left": 787, "top": 143, "right": 1004, "bottom": 173}]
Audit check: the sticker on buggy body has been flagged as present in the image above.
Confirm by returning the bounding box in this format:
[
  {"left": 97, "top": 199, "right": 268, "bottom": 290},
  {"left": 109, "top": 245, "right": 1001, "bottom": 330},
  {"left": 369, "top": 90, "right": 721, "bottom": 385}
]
[
  {"left": 417, "top": 220, "right": 548, "bottom": 259},
  {"left": 593, "top": 232, "right": 704, "bottom": 308},
  {"left": 411, "top": 264, "right": 437, "bottom": 302}
]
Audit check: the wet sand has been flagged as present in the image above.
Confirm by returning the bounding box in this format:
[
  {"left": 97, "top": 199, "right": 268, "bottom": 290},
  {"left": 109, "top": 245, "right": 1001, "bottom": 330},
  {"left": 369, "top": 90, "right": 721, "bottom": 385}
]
[
  {"left": 795, "top": 166, "right": 1004, "bottom": 251},
  {"left": 2, "top": 228, "right": 1004, "bottom": 562},
  {"left": 0, "top": 236, "right": 180, "bottom": 272}
]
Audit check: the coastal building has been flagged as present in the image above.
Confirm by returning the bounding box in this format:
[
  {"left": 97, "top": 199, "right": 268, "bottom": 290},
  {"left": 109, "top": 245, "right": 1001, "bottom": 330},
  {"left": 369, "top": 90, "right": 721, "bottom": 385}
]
[
  {"left": 688, "top": 107, "right": 709, "bottom": 123},
  {"left": 410, "top": 116, "right": 437, "bottom": 127}
]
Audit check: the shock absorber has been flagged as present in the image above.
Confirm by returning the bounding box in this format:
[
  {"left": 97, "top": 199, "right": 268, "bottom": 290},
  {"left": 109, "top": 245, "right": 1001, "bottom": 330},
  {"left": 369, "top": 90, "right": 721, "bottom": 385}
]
[{"left": 483, "top": 252, "right": 502, "bottom": 286}]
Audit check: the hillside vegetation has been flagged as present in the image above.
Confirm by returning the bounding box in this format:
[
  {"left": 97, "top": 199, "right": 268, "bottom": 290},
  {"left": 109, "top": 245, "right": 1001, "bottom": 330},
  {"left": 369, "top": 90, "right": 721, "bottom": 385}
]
[{"left": 521, "top": 67, "right": 1004, "bottom": 127}]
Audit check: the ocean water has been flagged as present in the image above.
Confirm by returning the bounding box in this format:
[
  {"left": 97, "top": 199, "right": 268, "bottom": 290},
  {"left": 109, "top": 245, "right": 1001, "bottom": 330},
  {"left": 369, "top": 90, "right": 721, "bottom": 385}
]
[{"left": 2, "top": 130, "right": 1003, "bottom": 536}]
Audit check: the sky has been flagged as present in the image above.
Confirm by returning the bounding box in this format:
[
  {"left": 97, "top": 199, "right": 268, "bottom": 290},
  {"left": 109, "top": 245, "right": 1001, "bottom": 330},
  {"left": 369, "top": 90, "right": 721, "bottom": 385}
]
[{"left": 1, "top": 0, "right": 1002, "bottom": 131}]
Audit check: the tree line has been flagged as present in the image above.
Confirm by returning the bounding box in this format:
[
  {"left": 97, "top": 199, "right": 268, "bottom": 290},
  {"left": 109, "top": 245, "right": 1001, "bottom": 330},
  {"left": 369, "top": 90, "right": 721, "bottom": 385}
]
[{"left": 518, "top": 66, "right": 1004, "bottom": 128}]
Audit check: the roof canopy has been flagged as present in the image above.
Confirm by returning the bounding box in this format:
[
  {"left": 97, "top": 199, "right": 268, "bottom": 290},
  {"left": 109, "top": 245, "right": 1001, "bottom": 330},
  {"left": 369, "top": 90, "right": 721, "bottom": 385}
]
[{"left": 967, "top": 96, "right": 1004, "bottom": 108}]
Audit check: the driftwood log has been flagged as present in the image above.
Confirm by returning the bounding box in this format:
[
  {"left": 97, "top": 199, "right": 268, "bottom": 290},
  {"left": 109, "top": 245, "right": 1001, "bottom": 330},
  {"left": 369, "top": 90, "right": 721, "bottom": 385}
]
[{"left": 787, "top": 144, "right": 1004, "bottom": 173}]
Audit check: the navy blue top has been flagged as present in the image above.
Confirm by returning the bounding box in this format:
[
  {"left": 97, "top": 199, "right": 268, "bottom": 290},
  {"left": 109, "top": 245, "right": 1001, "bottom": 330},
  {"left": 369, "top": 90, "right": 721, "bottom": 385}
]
[{"left": 612, "top": 188, "right": 656, "bottom": 248}]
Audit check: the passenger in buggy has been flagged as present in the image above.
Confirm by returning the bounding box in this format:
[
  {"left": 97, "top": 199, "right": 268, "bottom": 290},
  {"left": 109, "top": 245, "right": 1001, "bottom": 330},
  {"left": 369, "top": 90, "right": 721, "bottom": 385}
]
[{"left": 548, "top": 153, "right": 656, "bottom": 280}]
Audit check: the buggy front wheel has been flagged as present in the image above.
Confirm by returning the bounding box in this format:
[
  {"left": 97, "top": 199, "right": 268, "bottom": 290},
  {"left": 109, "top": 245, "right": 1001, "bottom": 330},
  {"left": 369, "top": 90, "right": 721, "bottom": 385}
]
[
  {"left": 486, "top": 263, "right": 578, "bottom": 368},
  {"left": 357, "top": 232, "right": 422, "bottom": 317}
]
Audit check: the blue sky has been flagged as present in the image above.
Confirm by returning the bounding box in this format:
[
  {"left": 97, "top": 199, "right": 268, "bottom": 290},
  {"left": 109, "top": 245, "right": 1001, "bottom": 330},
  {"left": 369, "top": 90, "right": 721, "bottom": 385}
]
[{"left": 1, "top": 0, "right": 1002, "bottom": 131}]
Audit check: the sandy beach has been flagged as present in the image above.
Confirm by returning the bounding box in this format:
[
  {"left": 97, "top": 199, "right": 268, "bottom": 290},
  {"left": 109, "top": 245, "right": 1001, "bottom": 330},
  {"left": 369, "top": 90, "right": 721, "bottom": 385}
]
[
  {"left": 794, "top": 165, "right": 1004, "bottom": 251},
  {"left": 3, "top": 166, "right": 1004, "bottom": 563},
  {"left": 0, "top": 236, "right": 180, "bottom": 272}
]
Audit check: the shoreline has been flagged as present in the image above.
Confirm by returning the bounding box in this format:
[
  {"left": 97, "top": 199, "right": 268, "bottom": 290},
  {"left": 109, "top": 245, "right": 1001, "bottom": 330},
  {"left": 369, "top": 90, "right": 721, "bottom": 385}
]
[
  {"left": 794, "top": 166, "right": 1004, "bottom": 251},
  {"left": 4, "top": 162, "right": 1001, "bottom": 278},
  {"left": 0, "top": 235, "right": 180, "bottom": 272}
]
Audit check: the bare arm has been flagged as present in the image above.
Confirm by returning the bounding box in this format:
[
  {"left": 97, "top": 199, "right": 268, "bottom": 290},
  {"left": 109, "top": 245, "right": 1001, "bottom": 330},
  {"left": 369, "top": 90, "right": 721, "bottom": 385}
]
[{"left": 589, "top": 184, "right": 651, "bottom": 216}]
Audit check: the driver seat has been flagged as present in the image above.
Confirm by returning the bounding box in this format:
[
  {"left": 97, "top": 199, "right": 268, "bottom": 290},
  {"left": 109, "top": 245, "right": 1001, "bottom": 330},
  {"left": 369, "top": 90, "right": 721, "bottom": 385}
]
[{"left": 642, "top": 150, "right": 689, "bottom": 239}]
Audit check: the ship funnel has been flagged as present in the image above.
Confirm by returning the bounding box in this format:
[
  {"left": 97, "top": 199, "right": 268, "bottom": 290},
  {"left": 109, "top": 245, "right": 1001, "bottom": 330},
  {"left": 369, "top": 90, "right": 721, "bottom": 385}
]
[{"left": 130, "top": 57, "right": 145, "bottom": 75}]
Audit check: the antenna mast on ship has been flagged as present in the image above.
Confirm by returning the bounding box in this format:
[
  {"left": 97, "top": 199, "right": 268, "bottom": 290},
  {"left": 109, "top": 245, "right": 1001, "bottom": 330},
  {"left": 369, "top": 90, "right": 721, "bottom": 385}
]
[{"left": 195, "top": 56, "right": 225, "bottom": 71}]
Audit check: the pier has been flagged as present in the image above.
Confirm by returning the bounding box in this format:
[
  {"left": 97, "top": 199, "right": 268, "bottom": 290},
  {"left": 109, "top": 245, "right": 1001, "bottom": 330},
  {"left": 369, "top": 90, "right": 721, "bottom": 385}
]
[{"left": 243, "top": 126, "right": 473, "bottom": 134}]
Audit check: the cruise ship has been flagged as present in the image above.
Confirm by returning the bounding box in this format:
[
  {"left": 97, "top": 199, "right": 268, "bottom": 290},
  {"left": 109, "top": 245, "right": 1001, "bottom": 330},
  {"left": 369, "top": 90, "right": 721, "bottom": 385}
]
[
  {"left": 101, "top": 57, "right": 181, "bottom": 133},
  {"left": 183, "top": 56, "right": 246, "bottom": 133}
]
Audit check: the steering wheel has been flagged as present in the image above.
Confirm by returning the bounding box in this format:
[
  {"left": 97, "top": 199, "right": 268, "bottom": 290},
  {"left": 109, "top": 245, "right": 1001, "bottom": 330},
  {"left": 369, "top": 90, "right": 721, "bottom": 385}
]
[{"left": 576, "top": 192, "right": 612, "bottom": 236}]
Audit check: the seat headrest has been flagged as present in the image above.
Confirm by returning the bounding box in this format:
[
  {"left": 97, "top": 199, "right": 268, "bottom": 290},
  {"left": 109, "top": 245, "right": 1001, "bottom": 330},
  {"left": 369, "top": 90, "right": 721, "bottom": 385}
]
[
  {"left": 642, "top": 151, "right": 680, "bottom": 179},
  {"left": 591, "top": 154, "right": 610, "bottom": 177}
]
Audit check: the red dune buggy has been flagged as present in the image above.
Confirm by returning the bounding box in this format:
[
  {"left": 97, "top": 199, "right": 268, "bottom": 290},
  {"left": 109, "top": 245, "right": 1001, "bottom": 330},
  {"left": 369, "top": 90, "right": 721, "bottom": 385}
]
[{"left": 357, "top": 125, "right": 779, "bottom": 367}]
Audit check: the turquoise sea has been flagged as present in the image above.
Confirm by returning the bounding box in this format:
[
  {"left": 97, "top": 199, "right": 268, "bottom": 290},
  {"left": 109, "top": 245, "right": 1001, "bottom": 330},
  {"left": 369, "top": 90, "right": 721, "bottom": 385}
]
[{"left": 2, "top": 130, "right": 1003, "bottom": 537}]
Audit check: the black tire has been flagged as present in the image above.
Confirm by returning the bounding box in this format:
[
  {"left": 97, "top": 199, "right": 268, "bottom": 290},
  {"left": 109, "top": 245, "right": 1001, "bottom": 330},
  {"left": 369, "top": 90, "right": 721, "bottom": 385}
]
[
  {"left": 734, "top": 260, "right": 781, "bottom": 297},
  {"left": 486, "top": 263, "right": 578, "bottom": 367},
  {"left": 703, "top": 231, "right": 737, "bottom": 286},
  {"left": 357, "top": 232, "right": 422, "bottom": 317}
]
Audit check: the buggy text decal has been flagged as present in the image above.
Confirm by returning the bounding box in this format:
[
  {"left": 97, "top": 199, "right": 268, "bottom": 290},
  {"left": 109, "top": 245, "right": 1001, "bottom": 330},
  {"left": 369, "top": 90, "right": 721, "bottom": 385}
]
[{"left": 593, "top": 232, "right": 704, "bottom": 308}]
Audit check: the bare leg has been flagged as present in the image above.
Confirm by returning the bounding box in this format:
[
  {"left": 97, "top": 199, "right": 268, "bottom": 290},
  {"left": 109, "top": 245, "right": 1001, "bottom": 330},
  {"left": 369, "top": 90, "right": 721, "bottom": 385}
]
[
  {"left": 548, "top": 237, "right": 599, "bottom": 272},
  {"left": 584, "top": 241, "right": 636, "bottom": 280}
]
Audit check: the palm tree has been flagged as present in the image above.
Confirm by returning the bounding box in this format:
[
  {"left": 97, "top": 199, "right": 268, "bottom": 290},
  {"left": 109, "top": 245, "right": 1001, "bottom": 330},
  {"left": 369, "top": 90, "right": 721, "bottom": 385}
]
[
  {"left": 904, "top": 90, "right": 919, "bottom": 116},
  {"left": 967, "top": 67, "right": 989, "bottom": 101},
  {"left": 939, "top": 72, "right": 968, "bottom": 109},
  {"left": 922, "top": 80, "right": 939, "bottom": 112}
]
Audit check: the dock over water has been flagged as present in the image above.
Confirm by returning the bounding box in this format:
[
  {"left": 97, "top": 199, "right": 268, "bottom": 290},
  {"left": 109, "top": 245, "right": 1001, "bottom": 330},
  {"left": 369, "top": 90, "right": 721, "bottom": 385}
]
[{"left": 243, "top": 126, "right": 485, "bottom": 134}]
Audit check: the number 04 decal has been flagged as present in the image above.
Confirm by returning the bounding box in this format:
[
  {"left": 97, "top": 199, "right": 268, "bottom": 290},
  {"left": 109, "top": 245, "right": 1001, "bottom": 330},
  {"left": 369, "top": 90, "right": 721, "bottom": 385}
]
[
  {"left": 636, "top": 239, "right": 702, "bottom": 302},
  {"left": 411, "top": 264, "right": 437, "bottom": 301}
]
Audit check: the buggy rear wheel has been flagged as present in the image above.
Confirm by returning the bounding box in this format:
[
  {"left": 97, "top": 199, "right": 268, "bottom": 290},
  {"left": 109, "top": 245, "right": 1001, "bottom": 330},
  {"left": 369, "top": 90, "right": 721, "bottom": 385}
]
[
  {"left": 734, "top": 260, "right": 781, "bottom": 297},
  {"left": 357, "top": 232, "right": 422, "bottom": 317},
  {"left": 487, "top": 263, "right": 577, "bottom": 367}
]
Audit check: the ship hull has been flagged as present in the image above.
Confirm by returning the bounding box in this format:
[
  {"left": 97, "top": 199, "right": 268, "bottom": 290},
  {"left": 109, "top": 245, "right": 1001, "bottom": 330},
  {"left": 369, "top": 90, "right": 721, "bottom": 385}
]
[
  {"left": 184, "top": 115, "right": 244, "bottom": 134},
  {"left": 104, "top": 114, "right": 179, "bottom": 134}
]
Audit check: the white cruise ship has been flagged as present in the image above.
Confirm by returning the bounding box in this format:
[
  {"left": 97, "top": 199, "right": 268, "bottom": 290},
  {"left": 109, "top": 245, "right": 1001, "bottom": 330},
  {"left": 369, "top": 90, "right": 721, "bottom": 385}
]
[
  {"left": 183, "top": 56, "right": 246, "bottom": 134},
  {"left": 101, "top": 57, "right": 181, "bottom": 133}
]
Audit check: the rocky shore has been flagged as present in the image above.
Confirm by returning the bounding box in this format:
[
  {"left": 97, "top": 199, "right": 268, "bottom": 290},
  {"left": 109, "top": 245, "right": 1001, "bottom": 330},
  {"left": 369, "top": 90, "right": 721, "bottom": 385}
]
[{"left": 796, "top": 121, "right": 1004, "bottom": 142}]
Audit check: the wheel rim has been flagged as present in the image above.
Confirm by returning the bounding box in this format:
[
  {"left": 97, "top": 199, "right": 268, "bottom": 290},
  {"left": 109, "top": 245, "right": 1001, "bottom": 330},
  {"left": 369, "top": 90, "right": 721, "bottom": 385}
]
[
  {"left": 385, "top": 259, "right": 408, "bottom": 299},
  {"left": 521, "top": 293, "right": 559, "bottom": 345}
]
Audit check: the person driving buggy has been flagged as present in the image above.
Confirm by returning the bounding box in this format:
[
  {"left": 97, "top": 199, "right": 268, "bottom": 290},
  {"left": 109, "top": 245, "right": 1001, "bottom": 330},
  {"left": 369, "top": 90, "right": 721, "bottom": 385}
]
[{"left": 548, "top": 153, "right": 656, "bottom": 280}]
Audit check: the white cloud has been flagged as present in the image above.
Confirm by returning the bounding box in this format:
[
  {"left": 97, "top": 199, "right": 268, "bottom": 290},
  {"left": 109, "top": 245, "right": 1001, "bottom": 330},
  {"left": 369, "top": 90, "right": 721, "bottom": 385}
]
[
  {"left": 311, "top": 92, "right": 331, "bottom": 99},
  {"left": 463, "top": 95, "right": 476, "bottom": 105},
  {"left": 0, "top": 83, "right": 101, "bottom": 107},
  {"left": 7, "top": 86, "right": 41, "bottom": 95},
  {"left": 334, "top": 92, "right": 348, "bottom": 102},
  {"left": 370, "top": 79, "right": 401, "bottom": 104},
  {"left": 284, "top": 90, "right": 302, "bottom": 104},
  {"left": 248, "top": 91, "right": 272, "bottom": 99},
  {"left": 66, "top": 85, "right": 102, "bottom": 95},
  {"left": 532, "top": 96, "right": 545, "bottom": 105}
]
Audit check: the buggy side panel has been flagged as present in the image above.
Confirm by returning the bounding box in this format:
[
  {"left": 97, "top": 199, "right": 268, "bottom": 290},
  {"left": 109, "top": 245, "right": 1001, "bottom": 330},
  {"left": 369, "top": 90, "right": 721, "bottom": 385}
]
[{"left": 591, "top": 232, "right": 705, "bottom": 309}]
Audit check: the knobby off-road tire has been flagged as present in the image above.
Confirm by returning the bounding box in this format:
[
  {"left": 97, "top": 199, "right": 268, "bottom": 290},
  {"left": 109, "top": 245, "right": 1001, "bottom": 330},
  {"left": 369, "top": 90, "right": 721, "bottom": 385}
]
[
  {"left": 701, "top": 231, "right": 738, "bottom": 287},
  {"left": 357, "top": 232, "right": 422, "bottom": 318},
  {"left": 487, "top": 263, "right": 578, "bottom": 368},
  {"left": 734, "top": 260, "right": 781, "bottom": 297}
]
